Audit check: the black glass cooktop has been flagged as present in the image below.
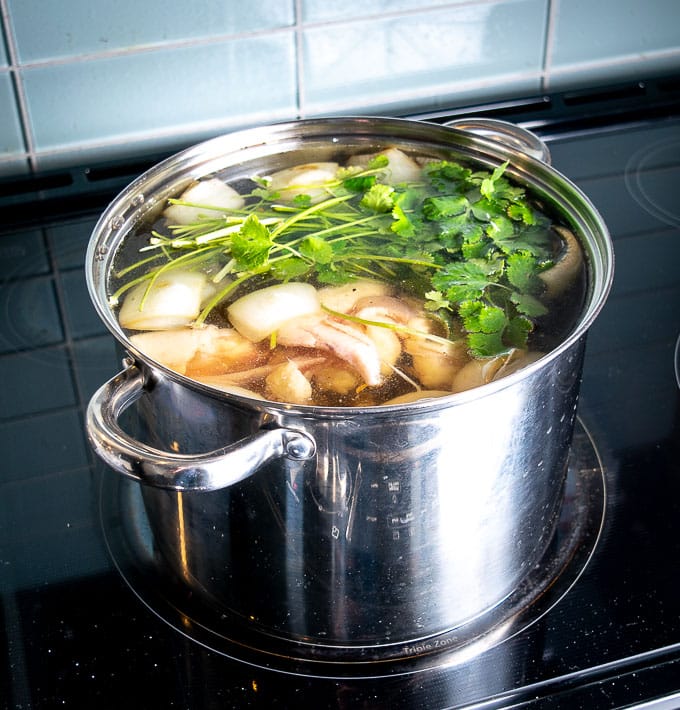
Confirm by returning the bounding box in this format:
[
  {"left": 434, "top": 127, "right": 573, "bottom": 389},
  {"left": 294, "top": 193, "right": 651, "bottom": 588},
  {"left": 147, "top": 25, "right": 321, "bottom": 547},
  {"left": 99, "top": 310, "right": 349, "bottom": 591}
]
[{"left": 1, "top": 76, "right": 680, "bottom": 709}]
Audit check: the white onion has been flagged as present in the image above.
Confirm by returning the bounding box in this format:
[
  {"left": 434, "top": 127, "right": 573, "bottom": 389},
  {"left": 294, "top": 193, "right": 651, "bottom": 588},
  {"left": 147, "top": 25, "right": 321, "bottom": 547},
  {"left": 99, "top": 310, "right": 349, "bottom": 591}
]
[
  {"left": 267, "top": 162, "right": 339, "bottom": 204},
  {"left": 163, "top": 178, "right": 245, "bottom": 225},
  {"left": 119, "top": 270, "right": 208, "bottom": 330},
  {"left": 227, "top": 282, "right": 321, "bottom": 342},
  {"left": 347, "top": 147, "right": 422, "bottom": 184},
  {"left": 317, "top": 279, "right": 391, "bottom": 313}
]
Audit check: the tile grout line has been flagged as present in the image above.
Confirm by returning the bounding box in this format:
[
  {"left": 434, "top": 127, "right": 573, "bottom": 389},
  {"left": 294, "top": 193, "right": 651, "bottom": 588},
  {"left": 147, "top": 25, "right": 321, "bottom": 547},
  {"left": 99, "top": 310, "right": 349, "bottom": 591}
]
[
  {"left": 294, "top": 0, "right": 306, "bottom": 118},
  {"left": 0, "top": 0, "right": 37, "bottom": 170},
  {"left": 541, "top": 0, "right": 558, "bottom": 93}
]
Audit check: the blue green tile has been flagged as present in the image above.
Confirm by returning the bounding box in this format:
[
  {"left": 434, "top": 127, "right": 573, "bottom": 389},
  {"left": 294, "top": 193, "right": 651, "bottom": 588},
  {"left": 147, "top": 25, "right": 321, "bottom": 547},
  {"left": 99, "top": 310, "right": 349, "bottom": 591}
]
[
  {"left": 301, "top": 0, "right": 547, "bottom": 115},
  {"left": 0, "top": 25, "right": 7, "bottom": 66},
  {"left": 8, "top": 0, "right": 294, "bottom": 62},
  {"left": 552, "top": 0, "right": 680, "bottom": 65},
  {"left": 22, "top": 36, "right": 297, "bottom": 159},
  {"left": 0, "top": 74, "right": 25, "bottom": 157}
]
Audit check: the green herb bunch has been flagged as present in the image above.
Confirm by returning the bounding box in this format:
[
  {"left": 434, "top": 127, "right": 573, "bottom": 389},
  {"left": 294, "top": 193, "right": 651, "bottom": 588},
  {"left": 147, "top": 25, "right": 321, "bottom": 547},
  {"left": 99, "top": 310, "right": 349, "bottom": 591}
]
[{"left": 112, "top": 154, "right": 556, "bottom": 358}]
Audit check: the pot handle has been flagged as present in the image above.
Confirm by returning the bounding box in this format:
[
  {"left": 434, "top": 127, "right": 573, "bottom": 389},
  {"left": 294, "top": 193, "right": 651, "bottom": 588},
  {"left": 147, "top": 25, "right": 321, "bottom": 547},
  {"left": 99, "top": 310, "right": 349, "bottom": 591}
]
[
  {"left": 443, "top": 117, "right": 552, "bottom": 165},
  {"left": 86, "top": 363, "right": 316, "bottom": 492}
]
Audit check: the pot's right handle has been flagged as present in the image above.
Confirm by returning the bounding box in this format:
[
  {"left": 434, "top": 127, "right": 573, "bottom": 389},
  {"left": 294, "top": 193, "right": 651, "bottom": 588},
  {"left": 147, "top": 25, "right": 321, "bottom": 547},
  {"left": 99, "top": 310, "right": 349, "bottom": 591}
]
[
  {"left": 86, "top": 363, "right": 316, "bottom": 492},
  {"left": 443, "top": 117, "right": 552, "bottom": 164}
]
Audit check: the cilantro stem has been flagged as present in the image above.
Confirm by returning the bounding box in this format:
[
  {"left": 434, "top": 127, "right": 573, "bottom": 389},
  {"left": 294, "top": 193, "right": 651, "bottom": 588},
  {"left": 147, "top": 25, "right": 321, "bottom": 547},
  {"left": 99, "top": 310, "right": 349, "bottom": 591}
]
[{"left": 269, "top": 194, "right": 355, "bottom": 239}]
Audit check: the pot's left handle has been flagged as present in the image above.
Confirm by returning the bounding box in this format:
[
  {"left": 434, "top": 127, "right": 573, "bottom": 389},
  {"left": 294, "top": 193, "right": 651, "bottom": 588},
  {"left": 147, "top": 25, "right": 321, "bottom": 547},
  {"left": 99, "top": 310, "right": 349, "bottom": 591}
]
[{"left": 86, "top": 363, "right": 316, "bottom": 492}]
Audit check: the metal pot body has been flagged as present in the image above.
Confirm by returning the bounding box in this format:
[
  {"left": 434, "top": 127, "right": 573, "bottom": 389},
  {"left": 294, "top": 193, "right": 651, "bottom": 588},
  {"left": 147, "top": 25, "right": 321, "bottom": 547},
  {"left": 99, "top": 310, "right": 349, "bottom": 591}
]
[
  {"left": 128, "top": 337, "right": 583, "bottom": 645},
  {"left": 84, "top": 116, "right": 613, "bottom": 650}
]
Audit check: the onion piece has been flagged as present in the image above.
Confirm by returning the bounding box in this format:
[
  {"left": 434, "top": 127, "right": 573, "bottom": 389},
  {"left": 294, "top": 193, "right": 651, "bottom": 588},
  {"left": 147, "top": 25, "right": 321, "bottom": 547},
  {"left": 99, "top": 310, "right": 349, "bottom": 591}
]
[
  {"left": 318, "top": 279, "right": 392, "bottom": 313},
  {"left": 119, "top": 270, "right": 210, "bottom": 330},
  {"left": 267, "top": 162, "right": 339, "bottom": 204},
  {"left": 163, "top": 178, "right": 245, "bottom": 225},
  {"left": 227, "top": 282, "right": 321, "bottom": 342},
  {"left": 347, "top": 147, "right": 422, "bottom": 184},
  {"left": 129, "top": 325, "right": 261, "bottom": 375}
]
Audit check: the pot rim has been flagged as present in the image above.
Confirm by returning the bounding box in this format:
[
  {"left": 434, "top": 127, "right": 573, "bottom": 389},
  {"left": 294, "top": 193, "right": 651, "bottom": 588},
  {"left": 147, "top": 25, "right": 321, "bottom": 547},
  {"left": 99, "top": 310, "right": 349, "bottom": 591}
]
[{"left": 86, "top": 115, "right": 614, "bottom": 415}]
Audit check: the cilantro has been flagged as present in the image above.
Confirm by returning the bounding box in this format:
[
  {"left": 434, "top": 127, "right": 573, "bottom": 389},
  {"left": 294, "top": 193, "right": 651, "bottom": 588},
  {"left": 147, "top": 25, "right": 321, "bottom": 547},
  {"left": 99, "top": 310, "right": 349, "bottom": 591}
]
[
  {"left": 467, "top": 331, "right": 507, "bottom": 358},
  {"left": 480, "top": 161, "right": 509, "bottom": 200},
  {"left": 360, "top": 183, "right": 395, "bottom": 212},
  {"left": 270, "top": 257, "right": 311, "bottom": 281},
  {"left": 432, "top": 259, "right": 501, "bottom": 302},
  {"left": 422, "top": 195, "right": 468, "bottom": 220},
  {"left": 299, "top": 235, "right": 334, "bottom": 264},
  {"left": 506, "top": 251, "right": 543, "bottom": 293},
  {"left": 343, "top": 174, "right": 377, "bottom": 192},
  {"left": 505, "top": 315, "right": 533, "bottom": 349},
  {"left": 510, "top": 292, "right": 548, "bottom": 318},
  {"left": 391, "top": 203, "right": 415, "bottom": 237},
  {"left": 292, "top": 193, "right": 312, "bottom": 208},
  {"left": 231, "top": 215, "right": 273, "bottom": 270}
]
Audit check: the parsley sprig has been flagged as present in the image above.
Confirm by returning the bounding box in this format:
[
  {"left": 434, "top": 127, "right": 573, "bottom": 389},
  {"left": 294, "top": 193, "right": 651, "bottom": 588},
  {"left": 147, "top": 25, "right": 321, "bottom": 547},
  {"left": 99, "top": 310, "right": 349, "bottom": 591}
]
[{"left": 113, "top": 156, "right": 556, "bottom": 358}]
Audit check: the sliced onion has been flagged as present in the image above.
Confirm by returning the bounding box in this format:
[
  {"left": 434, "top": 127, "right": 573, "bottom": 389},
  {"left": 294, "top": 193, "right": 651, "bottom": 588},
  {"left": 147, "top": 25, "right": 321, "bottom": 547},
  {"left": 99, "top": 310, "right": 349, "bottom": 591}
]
[
  {"left": 267, "top": 162, "right": 339, "bottom": 204},
  {"left": 119, "top": 270, "right": 209, "bottom": 330},
  {"left": 163, "top": 178, "right": 245, "bottom": 225},
  {"left": 318, "top": 279, "right": 391, "bottom": 313},
  {"left": 129, "top": 328, "right": 204, "bottom": 374},
  {"left": 227, "top": 282, "right": 321, "bottom": 342},
  {"left": 347, "top": 147, "right": 422, "bottom": 184}
]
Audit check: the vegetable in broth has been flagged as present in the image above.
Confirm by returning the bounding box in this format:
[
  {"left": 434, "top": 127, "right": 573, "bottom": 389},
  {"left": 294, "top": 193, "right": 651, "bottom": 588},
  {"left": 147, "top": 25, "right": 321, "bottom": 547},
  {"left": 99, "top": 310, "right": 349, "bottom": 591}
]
[{"left": 109, "top": 147, "right": 585, "bottom": 406}]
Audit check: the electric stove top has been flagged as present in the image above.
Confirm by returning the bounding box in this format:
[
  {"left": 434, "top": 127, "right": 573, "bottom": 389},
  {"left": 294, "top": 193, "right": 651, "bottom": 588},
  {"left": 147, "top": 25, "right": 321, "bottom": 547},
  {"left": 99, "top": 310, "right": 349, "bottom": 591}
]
[{"left": 1, "top": 76, "right": 680, "bottom": 709}]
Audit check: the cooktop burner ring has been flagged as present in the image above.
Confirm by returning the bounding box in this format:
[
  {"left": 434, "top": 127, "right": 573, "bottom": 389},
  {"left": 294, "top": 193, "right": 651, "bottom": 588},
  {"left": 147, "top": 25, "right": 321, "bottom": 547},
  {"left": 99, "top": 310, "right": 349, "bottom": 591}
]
[{"left": 99, "top": 418, "right": 606, "bottom": 679}]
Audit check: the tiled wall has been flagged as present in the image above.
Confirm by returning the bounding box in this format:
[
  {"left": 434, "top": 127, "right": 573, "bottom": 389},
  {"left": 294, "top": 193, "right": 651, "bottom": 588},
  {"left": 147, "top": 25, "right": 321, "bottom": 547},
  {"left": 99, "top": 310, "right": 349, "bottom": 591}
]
[{"left": 1, "top": 0, "right": 679, "bottom": 177}]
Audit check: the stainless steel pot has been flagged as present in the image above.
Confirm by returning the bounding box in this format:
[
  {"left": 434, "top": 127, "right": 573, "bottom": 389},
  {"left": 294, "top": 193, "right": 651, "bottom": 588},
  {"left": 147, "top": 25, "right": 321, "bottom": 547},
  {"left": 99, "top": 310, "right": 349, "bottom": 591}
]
[{"left": 85, "top": 117, "right": 613, "bottom": 651}]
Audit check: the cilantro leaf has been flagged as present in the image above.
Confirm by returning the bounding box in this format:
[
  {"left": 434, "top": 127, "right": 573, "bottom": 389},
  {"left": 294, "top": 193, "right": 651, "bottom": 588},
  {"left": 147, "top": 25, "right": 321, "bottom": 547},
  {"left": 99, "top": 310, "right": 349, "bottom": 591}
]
[
  {"left": 467, "top": 331, "right": 507, "bottom": 358},
  {"left": 458, "top": 300, "right": 507, "bottom": 333},
  {"left": 479, "top": 161, "right": 508, "bottom": 199},
  {"left": 424, "top": 160, "right": 473, "bottom": 191},
  {"left": 510, "top": 292, "right": 548, "bottom": 317},
  {"left": 422, "top": 195, "right": 468, "bottom": 220},
  {"left": 231, "top": 215, "right": 273, "bottom": 270},
  {"left": 292, "top": 193, "right": 312, "bottom": 208},
  {"left": 432, "top": 260, "right": 499, "bottom": 303},
  {"left": 271, "top": 257, "right": 311, "bottom": 280},
  {"left": 343, "top": 174, "right": 377, "bottom": 192},
  {"left": 485, "top": 215, "right": 515, "bottom": 245},
  {"left": 391, "top": 203, "right": 415, "bottom": 237},
  {"left": 424, "top": 289, "right": 451, "bottom": 311},
  {"left": 506, "top": 251, "right": 543, "bottom": 293},
  {"left": 507, "top": 202, "right": 535, "bottom": 224},
  {"left": 299, "top": 235, "right": 334, "bottom": 264},
  {"left": 505, "top": 315, "right": 533, "bottom": 349},
  {"left": 360, "top": 183, "right": 395, "bottom": 212}
]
